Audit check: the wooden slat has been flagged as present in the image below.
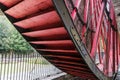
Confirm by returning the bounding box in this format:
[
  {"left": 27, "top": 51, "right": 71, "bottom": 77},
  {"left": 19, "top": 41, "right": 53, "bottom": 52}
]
[
  {"left": 0, "top": 0, "right": 22, "bottom": 7},
  {"left": 52, "top": 63, "right": 90, "bottom": 72},
  {"left": 5, "top": 0, "right": 53, "bottom": 19},
  {"left": 59, "top": 67, "right": 96, "bottom": 80},
  {"left": 14, "top": 11, "right": 61, "bottom": 29},
  {"left": 30, "top": 40, "right": 73, "bottom": 46},
  {"left": 37, "top": 50, "right": 80, "bottom": 57},
  {"left": 37, "top": 49, "right": 77, "bottom": 53},
  {"left": 30, "top": 40, "right": 75, "bottom": 50},
  {"left": 22, "top": 27, "right": 69, "bottom": 40},
  {"left": 58, "top": 67, "right": 94, "bottom": 76},
  {"left": 49, "top": 60, "right": 87, "bottom": 68},
  {"left": 43, "top": 55, "right": 82, "bottom": 61}
]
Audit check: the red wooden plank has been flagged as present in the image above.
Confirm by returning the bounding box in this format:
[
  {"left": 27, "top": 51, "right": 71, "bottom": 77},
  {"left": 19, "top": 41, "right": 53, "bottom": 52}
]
[
  {"left": 43, "top": 55, "right": 81, "bottom": 61},
  {"left": 59, "top": 67, "right": 94, "bottom": 75},
  {"left": 49, "top": 60, "right": 87, "bottom": 67},
  {"left": 37, "top": 49, "right": 77, "bottom": 53},
  {"left": 30, "top": 40, "right": 73, "bottom": 45},
  {"left": 37, "top": 49, "right": 80, "bottom": 57},
  {"left": 14, "top": 11, "right": 61, "bottom": 29},
  {"left": 58, "top": 67, "right": 96, "bottom": 78},
  {"left": 60, "top": 69, "right": 96, "bottom": 80},
  {"left": 30, "top": 40, "right": 75, "bottom": 50},
  {"left": 0, "top": 0, "right": 21, "bottom": 7},
  {"left": 53, "top": 63, "right": 91, "bottom": 72},
  {"left": 22, "top": 27, "right": 68, "bottom": 39},
  {"left": 5, "top": 0, "right": 53, "bottom": 19}
]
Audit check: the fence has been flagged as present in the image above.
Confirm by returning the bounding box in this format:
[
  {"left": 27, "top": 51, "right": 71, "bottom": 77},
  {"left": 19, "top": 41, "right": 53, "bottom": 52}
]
[{"left": 0, "top": 51, "right": 62, "bottom": 80}]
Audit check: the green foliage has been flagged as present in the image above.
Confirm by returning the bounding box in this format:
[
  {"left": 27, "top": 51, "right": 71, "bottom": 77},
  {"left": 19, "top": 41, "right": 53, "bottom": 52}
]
[{"left": 0, "top": 15, "right": 34, "bottom": 53}]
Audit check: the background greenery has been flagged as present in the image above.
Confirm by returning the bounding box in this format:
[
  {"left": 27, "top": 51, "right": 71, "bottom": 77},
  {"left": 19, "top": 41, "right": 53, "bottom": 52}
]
[{"left": 0, "top": 12, "right": 34, "bottom": 53}]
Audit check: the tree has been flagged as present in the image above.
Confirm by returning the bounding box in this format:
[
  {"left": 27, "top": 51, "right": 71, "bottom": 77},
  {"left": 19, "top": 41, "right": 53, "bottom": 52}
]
[{"left": 0, "top": 15, "right": 34, "bottom": 53}]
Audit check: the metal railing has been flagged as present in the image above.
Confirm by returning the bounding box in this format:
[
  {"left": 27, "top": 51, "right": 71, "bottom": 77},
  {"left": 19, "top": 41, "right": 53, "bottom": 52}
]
[{"left": 0, "top": 51, "right": 62, "bottom": 80}]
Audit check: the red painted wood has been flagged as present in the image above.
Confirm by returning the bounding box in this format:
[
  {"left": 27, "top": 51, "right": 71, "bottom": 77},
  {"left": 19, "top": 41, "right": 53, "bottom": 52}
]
[
  {"left": 30, "top": 40, "right": 75, "bottom": 50},
  {"left": 30, "top": 40, "right": 73, "bottom": 45},
  {"left": 49, "top": 60, "right": 87, "bottom": 67},
  {"left": 14, "top": 11, "right": 61, "bottom": 29},
  {"left": 37, "top": 49, "right": 80, "bottom": 57},
  {"left": 37, "top": 49, "right": 77, "bottom": 53},
  {"left": 53, "top": 63, "right": 91, "bottom": 72},
  {"left": 43, "top": 55, "right": 82, "bottom": 61},
  {"left": 29, "top": 22, "right": 63, "bottom": 31},
  {"left": 58, "top": 67, "right": 96, "bottom": 79},
  {"left": 57, "top": 67, "right": 92, "bottom": 75},
  {"left": 59, "top": 67, "right": 93, "bottom": 75},
  {"left": 5, "top": 0, "right": 53, "bottom": 19},
  {"left": 22, "top": 27, "right": 69, "bottom": 40},
  {"left": 0, "top": 0, "right": 21, "bottom": 7}
]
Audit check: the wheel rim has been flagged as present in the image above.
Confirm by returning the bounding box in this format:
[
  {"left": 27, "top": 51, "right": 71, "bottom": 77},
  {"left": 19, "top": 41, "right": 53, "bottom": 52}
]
[{"left": 63, "top": 0, "right": 119, "bottom": 77}]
